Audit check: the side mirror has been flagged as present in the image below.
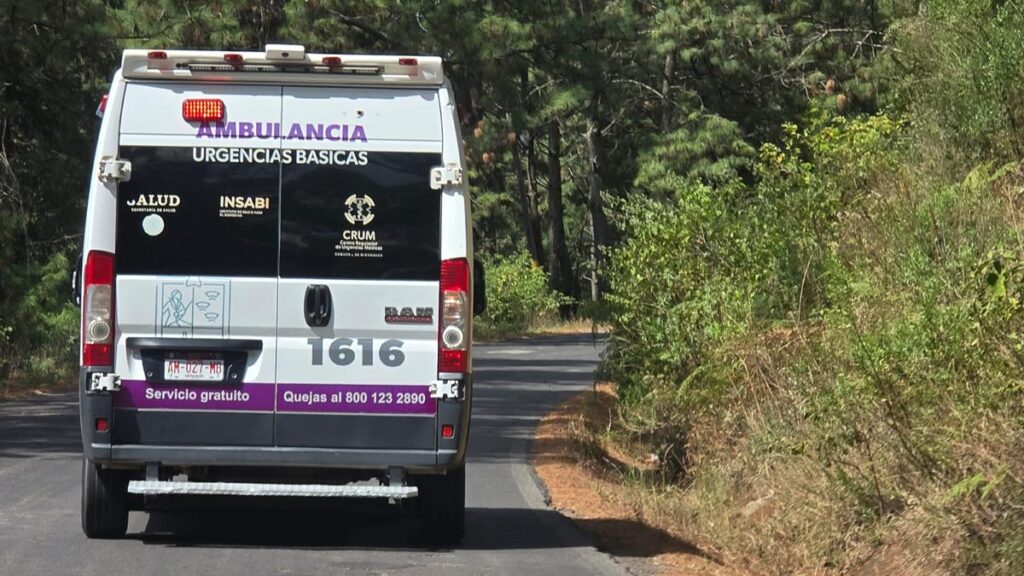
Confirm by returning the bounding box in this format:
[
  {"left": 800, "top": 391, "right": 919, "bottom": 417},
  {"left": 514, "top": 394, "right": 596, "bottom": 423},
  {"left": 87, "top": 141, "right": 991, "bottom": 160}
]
[
  {"left": 473, "top": 259, "right": 486, "bottom": 316},
  {"left": 71, "top": 255, "right": 82, "bottom": 306}
]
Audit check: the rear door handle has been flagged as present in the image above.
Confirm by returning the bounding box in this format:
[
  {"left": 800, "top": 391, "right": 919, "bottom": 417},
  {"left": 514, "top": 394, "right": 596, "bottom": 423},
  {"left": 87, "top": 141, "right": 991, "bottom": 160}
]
[{"left": 304, "top": 285, "right": 332, "bottom": 327}]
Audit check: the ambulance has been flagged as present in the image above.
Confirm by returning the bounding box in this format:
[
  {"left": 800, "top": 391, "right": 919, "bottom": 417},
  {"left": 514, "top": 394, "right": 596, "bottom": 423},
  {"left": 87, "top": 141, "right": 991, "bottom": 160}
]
[{"left": 76, "top": 45, "right": 478, "bottom": 543}]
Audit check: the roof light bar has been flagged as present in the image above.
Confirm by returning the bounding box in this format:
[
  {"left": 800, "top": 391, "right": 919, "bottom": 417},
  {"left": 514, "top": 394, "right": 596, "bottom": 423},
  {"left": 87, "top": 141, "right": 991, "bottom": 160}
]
[{"left": 121, "top": 49, "right": 446, "bottom": 86}]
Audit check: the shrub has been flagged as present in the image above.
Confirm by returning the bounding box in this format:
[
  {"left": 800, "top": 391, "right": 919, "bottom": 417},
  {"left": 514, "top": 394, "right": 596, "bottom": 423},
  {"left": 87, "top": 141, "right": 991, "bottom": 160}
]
[
  {"left": 600, "top": 111, "right": 1024, "bottom": 571},
  {"left": 1, "top": 251, "right": 79, "bottom": 391},
  {"left": 476, "top": 252, "right": 571, "bottom": 337}
]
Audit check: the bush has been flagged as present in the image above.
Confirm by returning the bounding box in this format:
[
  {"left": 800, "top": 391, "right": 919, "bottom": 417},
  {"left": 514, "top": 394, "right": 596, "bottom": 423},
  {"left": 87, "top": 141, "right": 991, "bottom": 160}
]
[
  {"left": 603, "top": 114, "right": 904, "bottom": 479},
  {"left": 0, "top": 251, "right": 79, "bottom": 391},
  {"left": 476, "top": 252, "right": 571, "bottom": 337},
  {"left": 600, "top": 108, "right": 1024, "bottom": 571}
]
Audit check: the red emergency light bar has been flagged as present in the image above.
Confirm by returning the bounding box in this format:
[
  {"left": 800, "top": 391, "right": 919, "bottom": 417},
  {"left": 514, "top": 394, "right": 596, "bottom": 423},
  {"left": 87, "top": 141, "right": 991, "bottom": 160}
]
[
  {"left": 182, "top": 99, "right": 225, "bottom": 122},
  {"left": 122, "top": 49, "right": 446, "bottom": 86}
]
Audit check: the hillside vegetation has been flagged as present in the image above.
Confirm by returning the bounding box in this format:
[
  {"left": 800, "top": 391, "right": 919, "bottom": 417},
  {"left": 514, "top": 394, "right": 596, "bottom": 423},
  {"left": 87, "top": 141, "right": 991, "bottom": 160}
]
[{"left": 603, "top": 2, "right": 1024, "bottom": 573}]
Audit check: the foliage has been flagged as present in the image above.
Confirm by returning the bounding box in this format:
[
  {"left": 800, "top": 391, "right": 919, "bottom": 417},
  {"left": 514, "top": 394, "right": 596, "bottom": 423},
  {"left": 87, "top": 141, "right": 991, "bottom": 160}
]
[
  {"left": 889, "top": 0, "right": 1024, "bottom": 161},
  {"left": 599, "top": 1, "right": 1024, "bottom": 566},
  {"left": 476, "top": 252, "right": 571, "bottom": 337},
  {"left": 0, "top": 0, "right": 118, "bottom": 388},
  {"left": 0, "top": 0, "right": 896, "bottom": 390}
]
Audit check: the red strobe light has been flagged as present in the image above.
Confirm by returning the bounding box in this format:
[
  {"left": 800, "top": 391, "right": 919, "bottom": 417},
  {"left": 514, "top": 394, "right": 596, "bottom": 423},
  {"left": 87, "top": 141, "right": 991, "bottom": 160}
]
[{"left": 182, "top": 99, "right": 225, "bottom": 122}]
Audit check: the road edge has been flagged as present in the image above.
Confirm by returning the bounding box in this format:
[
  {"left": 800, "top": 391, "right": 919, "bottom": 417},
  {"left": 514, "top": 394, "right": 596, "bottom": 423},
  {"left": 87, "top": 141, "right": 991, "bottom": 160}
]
[{"left": 529, "top": 389, "right": 753, "bottom": 576}]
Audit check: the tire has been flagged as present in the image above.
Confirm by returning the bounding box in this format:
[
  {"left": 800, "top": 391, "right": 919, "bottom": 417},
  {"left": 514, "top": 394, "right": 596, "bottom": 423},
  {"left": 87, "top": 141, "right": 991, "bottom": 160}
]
[
  {"left": 81, "top": 458, "right": 129, "bottom": 539},
  {"left": 413, "top": 466, "right": 465, "bottom": 546}
]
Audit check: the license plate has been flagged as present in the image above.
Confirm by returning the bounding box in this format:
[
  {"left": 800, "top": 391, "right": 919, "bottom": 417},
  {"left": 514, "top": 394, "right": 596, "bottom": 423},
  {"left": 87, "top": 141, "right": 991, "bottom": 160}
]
[{"left": 164, "top": 359, "right": 224, "bottom": 381}]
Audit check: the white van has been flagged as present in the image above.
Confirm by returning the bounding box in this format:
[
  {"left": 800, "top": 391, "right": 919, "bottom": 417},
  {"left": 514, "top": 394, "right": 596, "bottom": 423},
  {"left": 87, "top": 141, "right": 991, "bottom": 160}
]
[{"left": 76, "top": 45, "right": 479, "bottom": 543}]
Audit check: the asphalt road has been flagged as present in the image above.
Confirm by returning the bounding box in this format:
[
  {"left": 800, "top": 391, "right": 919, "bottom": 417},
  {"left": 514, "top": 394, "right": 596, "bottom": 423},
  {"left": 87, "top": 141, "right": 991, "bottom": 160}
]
[{"left": 0, "top": 334, "right": 630, "bottom": 576}]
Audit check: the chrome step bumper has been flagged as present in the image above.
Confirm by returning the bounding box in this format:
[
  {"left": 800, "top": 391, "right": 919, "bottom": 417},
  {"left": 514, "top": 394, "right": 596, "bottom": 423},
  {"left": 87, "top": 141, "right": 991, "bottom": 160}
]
[{"left": 127, "top": 480, "right": 418, "bottom": 499}]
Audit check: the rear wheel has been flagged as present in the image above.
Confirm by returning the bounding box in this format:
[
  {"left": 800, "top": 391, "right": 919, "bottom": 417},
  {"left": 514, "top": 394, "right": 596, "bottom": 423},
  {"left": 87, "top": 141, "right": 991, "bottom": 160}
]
[
  {"left": 81, "top": 458, "right": 129, "bottom": 539},
  {"left": 412, "top": 466, "right": 465, "bottom": 546}
]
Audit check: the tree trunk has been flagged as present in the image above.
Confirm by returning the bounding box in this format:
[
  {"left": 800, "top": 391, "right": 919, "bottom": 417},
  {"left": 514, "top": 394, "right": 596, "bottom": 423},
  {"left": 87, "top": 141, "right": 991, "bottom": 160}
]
[
  {"left": 509, "top": 114, "right": 543, "bottom": 265},
  {"left": 586, "top": 116, "right": 609, "bottom": 300},
  {"left": 661, "top": 51, "right": 675, "bottom": 131},
  {"left": 525, "top": 132, "right": 545, "bottom": 269},
  {"left": 546, "top": 120, "right": 574, "bottom": 304}
]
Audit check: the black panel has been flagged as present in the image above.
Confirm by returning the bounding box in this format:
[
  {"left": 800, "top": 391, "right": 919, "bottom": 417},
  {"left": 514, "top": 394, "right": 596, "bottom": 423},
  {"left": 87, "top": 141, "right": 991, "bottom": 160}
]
[
  {"left": 280, "top": 152, "right": 442, "bottom": 280},
  {"left": 115, "top": 146, "right": 279, "bottom": 277},
  {"left": 113, "top": 410, "right": 273, "bottom": 446},
  {"left": 275, "top": 414, "right": 435, "bottom": 450}
]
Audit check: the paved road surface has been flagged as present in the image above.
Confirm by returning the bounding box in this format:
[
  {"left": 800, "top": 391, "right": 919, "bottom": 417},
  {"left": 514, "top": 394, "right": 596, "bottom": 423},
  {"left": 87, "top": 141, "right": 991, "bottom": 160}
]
[{"left": 0, "top": 335, "right": 631, "bottom": 576}]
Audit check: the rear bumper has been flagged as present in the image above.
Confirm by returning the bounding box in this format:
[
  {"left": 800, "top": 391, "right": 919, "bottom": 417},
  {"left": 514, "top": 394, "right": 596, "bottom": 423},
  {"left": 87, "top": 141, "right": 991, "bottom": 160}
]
[
  {"left": 91, "top": 443, "right": 462, "bottom": 472},
  {"left": 79, "top": 367, "right": 471, "bottom": 473}
]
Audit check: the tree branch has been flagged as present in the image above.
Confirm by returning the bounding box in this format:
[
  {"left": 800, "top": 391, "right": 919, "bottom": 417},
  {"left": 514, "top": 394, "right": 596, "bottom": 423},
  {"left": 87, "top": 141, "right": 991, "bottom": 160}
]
[{"left": 326, "top": 10, "right": 391, "bottom": 46}]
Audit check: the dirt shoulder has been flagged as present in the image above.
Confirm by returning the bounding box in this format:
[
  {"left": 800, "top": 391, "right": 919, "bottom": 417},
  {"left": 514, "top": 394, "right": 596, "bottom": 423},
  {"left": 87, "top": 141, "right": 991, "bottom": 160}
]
[
  {"left": 530, "top": 384, "right": 753, "bottom": 576},
  {"left": 0, "top": 383, "right": 75, "bottom": 401}
]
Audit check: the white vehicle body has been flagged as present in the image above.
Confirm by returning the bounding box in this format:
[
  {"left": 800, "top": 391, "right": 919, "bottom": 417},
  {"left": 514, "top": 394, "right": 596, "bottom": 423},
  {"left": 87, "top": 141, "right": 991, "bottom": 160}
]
[{"left": 77, "top": 46, "right": 474, "bottom": 541}]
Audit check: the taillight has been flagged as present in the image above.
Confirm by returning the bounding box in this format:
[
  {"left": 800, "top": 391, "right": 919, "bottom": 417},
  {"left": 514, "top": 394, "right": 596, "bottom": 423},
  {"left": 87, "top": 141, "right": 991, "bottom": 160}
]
[
  {"left": 82, "top": 251, "right": 114, "bottom": 366},
  {"left": 439, "top": 258, "right": 470, "bottom": 373},
  {"left": 398, "top": 57, "right": 418, "bottom": 77},
  {"left": 95, "top": 94, "right": 108, "bottom": 119},
  {"left": 182, "top": 99, "right": 225, "bottom": 122}
]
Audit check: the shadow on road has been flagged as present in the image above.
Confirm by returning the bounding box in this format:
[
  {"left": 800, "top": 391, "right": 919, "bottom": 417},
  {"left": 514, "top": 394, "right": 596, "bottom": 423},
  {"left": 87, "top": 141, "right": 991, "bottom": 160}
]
[
  {"left": 134, "top": 503, "right": 693, "bottom": 557},
  {"left": 0, "top": 396, "right": 81, "bottom": 458}
]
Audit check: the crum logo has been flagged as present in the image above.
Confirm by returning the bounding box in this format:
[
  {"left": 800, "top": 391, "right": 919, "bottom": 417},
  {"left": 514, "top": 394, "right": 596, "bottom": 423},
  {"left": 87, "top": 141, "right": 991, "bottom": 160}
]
[
  {"left": 344, "top": 194, "right": 375, "bottom": 225},
  {"left": 196, "top": 121, "right": 368, "bottom": 142},
  {"left": 385, "top": 307, "right": 434, "bottom": 324}
]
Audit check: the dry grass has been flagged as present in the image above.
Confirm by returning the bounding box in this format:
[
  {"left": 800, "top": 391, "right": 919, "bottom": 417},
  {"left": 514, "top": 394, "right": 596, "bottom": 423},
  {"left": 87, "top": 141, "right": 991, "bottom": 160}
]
[
  {"left": 529, "top": 316, "right": 611, "bottom": 336},
  {"left": 474, "top": 316, "right": 609, "bottom": 341},
  {"left": 533, "top": 379, "right": 966, "bottom": 576},
  {"left": 0, "top": 372, "right": 75, "bottom": 400},
  {"left": 532, "top": 383, "right": 754, "bottom": 576}
]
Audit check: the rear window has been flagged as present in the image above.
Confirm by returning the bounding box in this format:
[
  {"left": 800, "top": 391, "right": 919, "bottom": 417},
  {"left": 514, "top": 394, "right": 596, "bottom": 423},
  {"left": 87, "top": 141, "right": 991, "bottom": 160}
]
[
  {"left": 115, "top": 146, "right": 279, "bottom": 277},
  {"left": 279, "top": 152, "right": 441, "bottom": 281},
  {"left": 115, "top": 147, "right": 441, "bottom": 281}
]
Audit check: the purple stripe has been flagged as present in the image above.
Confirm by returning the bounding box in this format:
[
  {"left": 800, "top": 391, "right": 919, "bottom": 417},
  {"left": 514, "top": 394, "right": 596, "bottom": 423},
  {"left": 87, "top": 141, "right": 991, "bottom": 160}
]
[
  {"left": 277, "top": 384, "right": 436, "bottom": 415},
  {"left": 114, "top": 381, "right": 436, "bottom": 415},
  {"left": 115, "top": 380, "right": 275, "bottom": 411}
]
